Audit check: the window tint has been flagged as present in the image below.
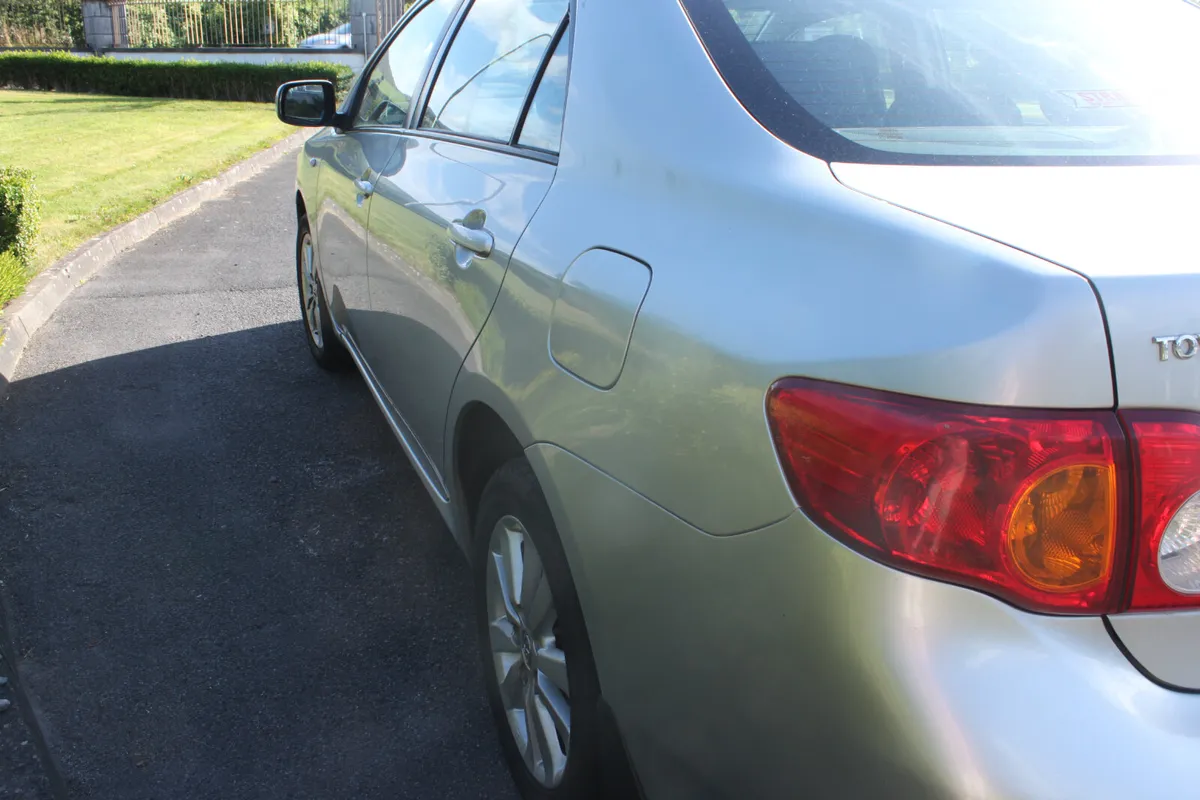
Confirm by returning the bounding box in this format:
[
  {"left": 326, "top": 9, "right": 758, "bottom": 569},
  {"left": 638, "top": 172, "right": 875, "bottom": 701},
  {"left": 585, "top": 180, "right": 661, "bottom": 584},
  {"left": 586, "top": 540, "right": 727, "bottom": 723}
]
[
  {"left": 517, "top": 31, "right": 569, "bottom": 152},
  {"left": 685, "top": 0, "right": 1200, "bottom": 163},
  {"left": 355, "top": 0, "right": 458, "bottom": 128},
  {"left": 421, "top": 0, "right": 568, "bottom": 142}
]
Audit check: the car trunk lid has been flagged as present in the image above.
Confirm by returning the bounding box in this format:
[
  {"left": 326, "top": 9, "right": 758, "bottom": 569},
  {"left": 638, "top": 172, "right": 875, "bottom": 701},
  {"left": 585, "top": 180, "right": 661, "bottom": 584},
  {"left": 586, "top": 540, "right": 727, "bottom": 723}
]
[{"left": 831, "top": 161, "right": 1200, "bottom": 690}]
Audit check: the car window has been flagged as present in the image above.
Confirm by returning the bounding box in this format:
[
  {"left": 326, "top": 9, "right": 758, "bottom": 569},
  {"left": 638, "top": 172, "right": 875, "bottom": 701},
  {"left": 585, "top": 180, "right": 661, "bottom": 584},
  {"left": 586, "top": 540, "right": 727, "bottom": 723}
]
[
  {"left": 516, "top": 31, "right": 569, "bottom": 152},
  {"left": 420, "top": 0, "right": 568, "bottom": 143},
  {"left": 354, "top": 0, "right": 459, "bottom": 128},
  {"left": 685, "top": 0, "right": 1200, "bottom": 163}
]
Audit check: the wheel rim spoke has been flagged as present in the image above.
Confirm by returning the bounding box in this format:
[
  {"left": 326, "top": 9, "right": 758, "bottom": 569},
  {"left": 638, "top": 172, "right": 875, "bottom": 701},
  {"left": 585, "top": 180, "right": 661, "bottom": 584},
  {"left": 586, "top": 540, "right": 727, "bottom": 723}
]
[
  {"left": 499, "top": 524, "right": 524, "bottom": 618},
  {"left": 535, "top": 643, "right": 569, "bottom": 696},
  {"left": 489, "top": 617, "right": 519, "bottom": 654},
  {"left": 495, "top": 652, "right": 524, "bottom": 711},
  {"left": 523, "top": 686, "right": 543, "bottom": 780},
  {"left": 536, "top": 672, "right": 571, "bottom": 743},
  {"left": 518, "top": 538, "right": 543, "bottom": 610},
  {"left": 531, "top": 686, "right": 567, "bottom": 783},
  {"left": 506, "top": 706, "right": 530, "bottom": 760},
  {"left": 489, "top": 551, "right": 519, "bottom": 626},
  {"left": 519, "top": 545, "right": 554, "bottom": 635},
  {"left": 306, "top": 295, "right": 318, "bottom": 329},
  {"left": 523, "top": 579, "right": 554, "bottom": 637}
]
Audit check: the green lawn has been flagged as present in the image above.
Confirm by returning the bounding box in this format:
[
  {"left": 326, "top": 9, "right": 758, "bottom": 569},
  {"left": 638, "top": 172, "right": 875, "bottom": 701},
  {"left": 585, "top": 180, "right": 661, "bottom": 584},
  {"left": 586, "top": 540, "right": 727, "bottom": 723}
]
[{"left": 0, "top": 90, "right": 292, "bottom": 305}]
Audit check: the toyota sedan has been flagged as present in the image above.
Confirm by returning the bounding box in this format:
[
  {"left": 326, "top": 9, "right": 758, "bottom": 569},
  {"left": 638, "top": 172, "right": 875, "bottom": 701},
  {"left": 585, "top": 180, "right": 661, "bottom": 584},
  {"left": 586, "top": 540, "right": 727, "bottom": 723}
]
[{"left": 274, "top": 0, "right": 1200, "bottom": 797}]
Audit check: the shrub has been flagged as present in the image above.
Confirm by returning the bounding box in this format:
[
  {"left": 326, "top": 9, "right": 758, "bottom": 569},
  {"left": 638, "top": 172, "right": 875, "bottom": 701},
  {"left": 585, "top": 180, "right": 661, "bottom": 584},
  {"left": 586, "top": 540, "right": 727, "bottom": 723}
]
[
  {"left": 0, "top": 51, "right": 354, "bottom": 103},
  {"left": 0, "top": 249, "right": 28, "bottom": 310},
  {"left": 125, "top": 4, "right": 184, "bottom": 48},
  {"left": 0, "top": 0, "right": 85, "bottom": 49},
  {"left": 0, "top": 167, "right": 39, "bottom": 271}
]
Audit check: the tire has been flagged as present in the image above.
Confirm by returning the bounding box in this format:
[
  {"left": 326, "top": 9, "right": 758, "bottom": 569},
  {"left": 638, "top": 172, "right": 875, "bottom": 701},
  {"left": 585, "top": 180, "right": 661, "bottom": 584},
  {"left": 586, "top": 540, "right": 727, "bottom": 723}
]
[
  {"left": 295, "top": 216, "right": 347, "bottom": 370},
  {"left": 473, "top": 459, "right": 602, "bottom": 800}
]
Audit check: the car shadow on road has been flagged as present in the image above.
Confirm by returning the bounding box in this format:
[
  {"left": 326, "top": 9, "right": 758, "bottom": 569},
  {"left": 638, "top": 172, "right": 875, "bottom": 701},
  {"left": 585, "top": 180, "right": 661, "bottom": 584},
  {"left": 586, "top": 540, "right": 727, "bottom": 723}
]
[{"left": 0, "top": 321, "right": 516, "bottom": 800}]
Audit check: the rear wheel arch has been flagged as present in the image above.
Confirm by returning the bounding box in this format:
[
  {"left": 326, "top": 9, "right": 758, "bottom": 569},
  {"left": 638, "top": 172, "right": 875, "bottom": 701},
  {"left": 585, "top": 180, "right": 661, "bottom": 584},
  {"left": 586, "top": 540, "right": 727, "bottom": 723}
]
[
  {"left": 454, "top": 401, "right": 526, "bottom": 540},
  {"left": 451, "top": 399, "right": 648, "bottom": 794}
]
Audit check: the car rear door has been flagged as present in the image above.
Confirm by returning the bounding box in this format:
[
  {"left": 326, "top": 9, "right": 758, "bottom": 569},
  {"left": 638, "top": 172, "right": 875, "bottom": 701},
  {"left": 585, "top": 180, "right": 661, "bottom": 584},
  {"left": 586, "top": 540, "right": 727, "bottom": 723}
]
[
  {"left": 310, "top": 0, "right": 460, "bottom": 335},
  {"left": 358, "top": 0, "right": 571, "bottom": 485}
]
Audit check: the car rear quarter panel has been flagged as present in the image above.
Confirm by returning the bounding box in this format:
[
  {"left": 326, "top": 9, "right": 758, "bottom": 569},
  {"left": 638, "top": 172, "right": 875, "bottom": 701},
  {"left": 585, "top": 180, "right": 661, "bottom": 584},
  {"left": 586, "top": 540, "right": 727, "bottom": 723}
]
[
  {"left": 451, "top": 0, "right": 1113, "bottom": 538},
  {"left": 524, "top": 442, "right": 1200, "bottom": 800}
]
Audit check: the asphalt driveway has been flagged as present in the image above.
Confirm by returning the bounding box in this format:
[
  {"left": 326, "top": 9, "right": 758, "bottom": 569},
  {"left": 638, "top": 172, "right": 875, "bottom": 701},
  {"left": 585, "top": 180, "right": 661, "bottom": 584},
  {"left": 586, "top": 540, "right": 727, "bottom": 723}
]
[{"left": 0, "top": 153, "right": 518, "bottom": 799}]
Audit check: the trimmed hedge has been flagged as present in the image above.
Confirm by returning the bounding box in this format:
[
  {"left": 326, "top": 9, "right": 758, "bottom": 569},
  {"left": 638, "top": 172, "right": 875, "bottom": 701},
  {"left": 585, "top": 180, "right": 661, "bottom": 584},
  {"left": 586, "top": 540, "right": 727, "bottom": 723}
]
[
  {"left": 0, "top": 167, "right": 39, "bottom": 270},
  {"left": 0, "top": 51, "right": 353, "bottom": 103}
]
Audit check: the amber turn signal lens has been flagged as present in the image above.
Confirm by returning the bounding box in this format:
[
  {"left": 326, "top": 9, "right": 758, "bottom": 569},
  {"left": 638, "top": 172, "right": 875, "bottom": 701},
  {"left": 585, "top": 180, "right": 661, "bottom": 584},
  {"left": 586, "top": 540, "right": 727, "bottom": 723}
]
[
  {"left": 1005, "top": 464, "right": 1117, "bottom": 592},
  {"left": 768, "top": 377, "right": 1128, "bottom": 613}
]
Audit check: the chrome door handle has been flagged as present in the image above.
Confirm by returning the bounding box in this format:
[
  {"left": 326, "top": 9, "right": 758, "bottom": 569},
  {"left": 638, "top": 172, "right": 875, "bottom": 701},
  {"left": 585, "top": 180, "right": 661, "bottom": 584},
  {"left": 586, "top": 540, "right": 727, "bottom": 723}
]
[
  {"left": 354, "top": 178, "right": 374, "bottom": 196},
  {"left": 447, "top": 221, "right": 494, "bottom": 258}
]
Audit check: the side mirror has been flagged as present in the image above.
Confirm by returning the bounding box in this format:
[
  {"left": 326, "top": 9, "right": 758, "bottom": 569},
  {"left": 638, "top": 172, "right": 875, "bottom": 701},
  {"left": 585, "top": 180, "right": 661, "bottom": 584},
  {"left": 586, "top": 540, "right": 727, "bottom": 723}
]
[{"left": 276, "top": 80, "right": 337, "bottom": 127}]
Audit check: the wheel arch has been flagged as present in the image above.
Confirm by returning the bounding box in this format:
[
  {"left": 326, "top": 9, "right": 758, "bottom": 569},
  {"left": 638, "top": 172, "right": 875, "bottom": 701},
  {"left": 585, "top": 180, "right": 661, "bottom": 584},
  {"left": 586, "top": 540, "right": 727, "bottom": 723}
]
[
  {"left": 451, "top": 399, "right": 527, "bottom": 550},
  {"left": 458, "top": 415, "right": 648, "bottom": 797}
]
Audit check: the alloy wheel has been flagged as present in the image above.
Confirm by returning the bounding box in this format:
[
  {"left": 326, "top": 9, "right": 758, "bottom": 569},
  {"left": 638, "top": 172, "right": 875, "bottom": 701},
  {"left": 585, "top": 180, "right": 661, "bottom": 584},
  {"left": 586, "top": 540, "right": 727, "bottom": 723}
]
[
  {"left": 299, "top": 233, "right": 322, "bottom": 349},
  {"left": 485, "top": 515, "right": 572, "bottom": 788}
]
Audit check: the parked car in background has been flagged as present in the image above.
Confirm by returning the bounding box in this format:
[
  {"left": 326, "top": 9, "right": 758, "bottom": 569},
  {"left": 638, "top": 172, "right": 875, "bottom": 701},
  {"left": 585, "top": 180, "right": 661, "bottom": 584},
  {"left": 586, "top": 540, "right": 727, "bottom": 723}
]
[
  {"left": 275, "top": 0, "right": 1200, "bottom": 797},
  {"left": 297, "top": 22, "right": 352, "bottom": 49}
]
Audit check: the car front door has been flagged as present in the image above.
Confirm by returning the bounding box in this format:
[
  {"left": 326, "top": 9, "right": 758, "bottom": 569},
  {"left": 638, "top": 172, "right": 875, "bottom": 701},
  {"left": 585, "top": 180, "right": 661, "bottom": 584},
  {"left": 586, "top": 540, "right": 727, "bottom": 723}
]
[
  {"left": 359, "top": 0, "right": 571, "bottom": 486},
  {"left": 311, "top": 0, "right": 460, "bottom": 335}
]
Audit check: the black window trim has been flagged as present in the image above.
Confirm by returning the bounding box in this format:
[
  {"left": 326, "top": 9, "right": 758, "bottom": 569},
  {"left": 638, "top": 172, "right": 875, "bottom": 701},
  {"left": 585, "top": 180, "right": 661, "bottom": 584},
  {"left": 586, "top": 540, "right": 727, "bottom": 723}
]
[
  {"left": 511, "top": 13, "right": 570, "bottom": 152},
  {"left": 399, "top": 129, "right": 560, "bottom": 165},
  {"left": 404, "top": 0, "right": 472, "bottom": 131},
  {"left": 345, "top": 0, "right": 573, "bottom": 166},
  {"left": 342, "top": 0, "right": 468, "bottom": 132},
  {"left": 409, "top": 0, "right": 572, "bottom": 157},
  {"left": 679, "top": 0, "right": 1200, "bottom": 168}
]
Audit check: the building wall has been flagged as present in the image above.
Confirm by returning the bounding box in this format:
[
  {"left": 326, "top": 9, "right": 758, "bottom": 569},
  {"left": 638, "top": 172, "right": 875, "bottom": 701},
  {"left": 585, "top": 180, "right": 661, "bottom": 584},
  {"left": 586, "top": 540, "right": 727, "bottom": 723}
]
[{"left": 101, "top": 49, "right": 365, "bottom": 69}]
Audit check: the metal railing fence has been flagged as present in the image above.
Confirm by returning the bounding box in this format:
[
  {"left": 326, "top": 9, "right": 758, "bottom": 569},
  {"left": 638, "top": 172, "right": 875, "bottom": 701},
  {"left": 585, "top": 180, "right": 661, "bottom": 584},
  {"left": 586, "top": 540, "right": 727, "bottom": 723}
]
[
  {"left": 0, "top": 0, "right": 85, "bottom": 49},
  {"left": 373, "top": 0, "right": 403, "bottom": 37},
  {"left": 111, "top": 0, "right": 351, "bottom": 48}
]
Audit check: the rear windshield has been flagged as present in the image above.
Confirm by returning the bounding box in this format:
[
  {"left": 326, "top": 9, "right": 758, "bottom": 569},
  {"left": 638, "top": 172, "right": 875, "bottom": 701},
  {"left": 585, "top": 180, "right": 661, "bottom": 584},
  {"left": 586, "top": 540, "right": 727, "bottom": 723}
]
[{"left": 681, "top": 0, "right": 1200, "bottom": 164}]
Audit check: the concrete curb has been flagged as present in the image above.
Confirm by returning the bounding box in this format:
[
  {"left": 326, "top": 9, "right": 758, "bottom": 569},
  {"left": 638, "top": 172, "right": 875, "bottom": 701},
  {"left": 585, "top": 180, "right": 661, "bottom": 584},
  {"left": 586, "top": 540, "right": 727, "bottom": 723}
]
[{"left": 0, "top": 129, "right": 310, "bottom": 385}]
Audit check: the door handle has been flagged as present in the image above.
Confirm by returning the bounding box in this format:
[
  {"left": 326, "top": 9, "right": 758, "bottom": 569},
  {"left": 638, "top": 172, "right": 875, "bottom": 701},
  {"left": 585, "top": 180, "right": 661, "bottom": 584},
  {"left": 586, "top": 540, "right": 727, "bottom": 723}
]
[
  {"left": 354, "top": 178, "right": 374, "bottom": 197},
  {"left": 447, "top": 220, "right": 494, "bottom": 258}
]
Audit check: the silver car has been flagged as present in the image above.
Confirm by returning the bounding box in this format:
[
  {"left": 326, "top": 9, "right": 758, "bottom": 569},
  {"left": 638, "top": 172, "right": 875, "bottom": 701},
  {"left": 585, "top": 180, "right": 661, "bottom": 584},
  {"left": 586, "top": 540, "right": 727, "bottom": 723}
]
[
  {"left": 297, "top": 22, "right": 353, "bottom": 49},
  {"left": 274, "top": 0, "right": 1200, "bottom": 797}
]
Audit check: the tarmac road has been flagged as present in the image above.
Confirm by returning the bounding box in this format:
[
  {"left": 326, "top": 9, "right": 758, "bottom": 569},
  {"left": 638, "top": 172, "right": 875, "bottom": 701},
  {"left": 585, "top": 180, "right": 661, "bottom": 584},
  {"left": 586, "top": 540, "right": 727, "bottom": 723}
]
[{"left": 0, "top": 153, "right": 518, "bottom": 800}]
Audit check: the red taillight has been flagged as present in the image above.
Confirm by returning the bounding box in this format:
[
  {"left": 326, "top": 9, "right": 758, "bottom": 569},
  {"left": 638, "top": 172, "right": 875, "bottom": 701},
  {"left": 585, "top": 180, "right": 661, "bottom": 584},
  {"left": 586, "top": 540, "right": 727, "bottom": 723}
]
[
  {"left": 1121, "top": 411, "right": 1200, "bottom": 611},
  {"left": 767, "top": 378, "right": 1129, "bottom": 614}
]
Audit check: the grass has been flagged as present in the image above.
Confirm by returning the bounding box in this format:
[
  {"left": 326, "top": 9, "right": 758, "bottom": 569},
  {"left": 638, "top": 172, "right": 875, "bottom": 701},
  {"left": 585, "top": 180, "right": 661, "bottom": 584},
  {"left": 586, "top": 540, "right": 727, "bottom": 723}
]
[
  {"left": 0, "top": 90, "right": 292, "bottom": 297},
  {"left": 0, "top": 250, "right": 24, "bottom": 312}
]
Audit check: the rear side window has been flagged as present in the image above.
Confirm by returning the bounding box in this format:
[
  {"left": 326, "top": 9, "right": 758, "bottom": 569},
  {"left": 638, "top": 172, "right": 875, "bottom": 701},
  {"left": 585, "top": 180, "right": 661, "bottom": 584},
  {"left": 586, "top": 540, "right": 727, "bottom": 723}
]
[
  {"left": 516, "top": 31, "right": 569, "bottom": 152},
  {"left": 354, "top": 0, "right": 459, "bottom": 128},
  {"left": 421, "top": 0, "right": 569, "bottom": 143},
  {"left": 682, "top": 0, "right": 1200, "bottom": 165}
]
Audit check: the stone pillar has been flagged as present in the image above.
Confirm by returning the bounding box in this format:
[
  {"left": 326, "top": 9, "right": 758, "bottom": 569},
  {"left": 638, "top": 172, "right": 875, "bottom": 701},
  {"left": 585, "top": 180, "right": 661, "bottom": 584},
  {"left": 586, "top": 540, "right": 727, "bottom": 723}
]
[
  {"left": 81, "top": 0, "right": 115, "bottom": 52},
  {"left": 348, "top": 0, "right": 373, "bottom": 55}
]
